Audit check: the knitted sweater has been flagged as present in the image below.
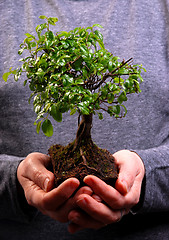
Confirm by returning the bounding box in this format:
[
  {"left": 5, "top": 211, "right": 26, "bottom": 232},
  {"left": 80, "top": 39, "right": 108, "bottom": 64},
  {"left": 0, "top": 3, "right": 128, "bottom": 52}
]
[{"left": 0, "top": 0, "right": 169, "bottom": 239}]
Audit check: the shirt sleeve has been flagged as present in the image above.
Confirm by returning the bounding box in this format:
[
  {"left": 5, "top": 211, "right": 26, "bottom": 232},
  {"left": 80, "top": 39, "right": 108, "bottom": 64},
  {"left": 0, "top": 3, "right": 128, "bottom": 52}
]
[
  {"left": 134, "top": 139, "right": 169, "bottom": 213},
  {"left": 0, "top": 154, "right": 38, "bottom": 223}
]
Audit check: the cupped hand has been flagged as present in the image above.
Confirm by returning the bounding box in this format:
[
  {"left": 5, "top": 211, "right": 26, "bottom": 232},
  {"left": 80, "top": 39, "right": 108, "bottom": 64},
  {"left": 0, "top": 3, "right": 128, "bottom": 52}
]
[
  {"left": 68, "top": 150, "right": 145, "bottom": 233},
  {"left": 17, "top": 152, "right": 82, "bottom": 222}
]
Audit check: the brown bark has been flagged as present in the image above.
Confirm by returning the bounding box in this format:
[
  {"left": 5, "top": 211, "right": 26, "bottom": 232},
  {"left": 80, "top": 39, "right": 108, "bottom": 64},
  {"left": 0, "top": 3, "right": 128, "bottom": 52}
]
[{"left": 74, "top": 114, "right": 93, "bottom": 148}]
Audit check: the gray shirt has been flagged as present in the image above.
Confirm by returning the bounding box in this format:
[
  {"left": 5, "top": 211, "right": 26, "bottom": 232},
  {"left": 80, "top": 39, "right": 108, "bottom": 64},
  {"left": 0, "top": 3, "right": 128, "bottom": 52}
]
[{"left": 0, "top": 0, "right": 169, "bottom": 239}]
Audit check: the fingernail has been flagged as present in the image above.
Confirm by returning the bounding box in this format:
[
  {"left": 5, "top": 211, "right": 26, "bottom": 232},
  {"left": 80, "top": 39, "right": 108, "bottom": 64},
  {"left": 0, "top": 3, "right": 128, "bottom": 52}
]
[
  {"left": 83, "top": 176, "right": 93, "bottom": 185},
  {"left": 76, "top": 197, "right": 87, "bottom": 206},
  {"left": 44, "top": 178, "right": 50, "bottom": 192},
  {"left": 122, "top": 180, "right": 129, "bottom": 193},
  {"left": 92, "top": 194, "right": 102, "bottom": 202}
]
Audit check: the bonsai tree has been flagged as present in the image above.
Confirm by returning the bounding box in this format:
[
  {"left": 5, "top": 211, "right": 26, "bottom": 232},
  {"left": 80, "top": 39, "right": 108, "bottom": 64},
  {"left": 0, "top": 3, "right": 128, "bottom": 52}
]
[{"left": 3, "top": 16, "right": 145, "bottom": 186}]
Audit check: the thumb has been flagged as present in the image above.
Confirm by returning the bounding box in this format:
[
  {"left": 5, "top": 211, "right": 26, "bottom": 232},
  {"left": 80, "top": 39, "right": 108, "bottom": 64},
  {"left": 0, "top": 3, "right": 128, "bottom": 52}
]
[
  {"left": 43, "top": 171, "right": 55, "bottom": 192},
  {"left": 113, "top": 150, "right": 139, "bottom": 195},
  {"left": 18, "top": 153, "right": 55, "bottom": 192},
  {"left": 32, "top": 153, "right": 55, "bottom": 192},
  {"left": 115, "top": 178, "right": 131, "bottom": 196}
]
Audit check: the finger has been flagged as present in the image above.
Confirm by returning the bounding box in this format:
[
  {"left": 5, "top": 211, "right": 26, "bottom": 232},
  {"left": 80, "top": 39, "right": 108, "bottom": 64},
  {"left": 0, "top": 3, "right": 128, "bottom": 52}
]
[
  {"left": 84, "top": 175, "right": 142, "bottom": 210},
  {"left": 25, "top": 177, "right": 80, "bottom": 211},
  {"left": 68, "top": 209, "right": 105, "bottom": 233},
  {"left": 84, "top": 175, "right": 124, "bottom": 209},
  {"left": 76, "top": 194, "right": 123, "bottom": 224},
  {"left": 119, "top": 176, "right": 143, "bottom": 209},
  {"left": 49, "top": 186, "right": 93, "bottom": 223},
  {"left": 40, "top": 178, "right": 80, "bottom": 210}
]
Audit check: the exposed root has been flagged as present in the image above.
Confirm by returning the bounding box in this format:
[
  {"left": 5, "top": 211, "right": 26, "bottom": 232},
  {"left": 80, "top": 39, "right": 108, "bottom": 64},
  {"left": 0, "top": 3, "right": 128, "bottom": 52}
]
[
  {"left": 80, "top": 148, "right": 87, "bottom": 164},
  {"left": 79, "top": 163, "right": 101, "bottom": 175},
  {"left": 79, "top": 147, "right": 101, "bottom": 175}
]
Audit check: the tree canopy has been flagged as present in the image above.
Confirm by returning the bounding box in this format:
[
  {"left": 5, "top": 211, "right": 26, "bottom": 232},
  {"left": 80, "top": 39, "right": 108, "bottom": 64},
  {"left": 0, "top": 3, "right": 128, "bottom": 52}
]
[{"left": 3, "top": 15, "right": 145, "bottom": 137}]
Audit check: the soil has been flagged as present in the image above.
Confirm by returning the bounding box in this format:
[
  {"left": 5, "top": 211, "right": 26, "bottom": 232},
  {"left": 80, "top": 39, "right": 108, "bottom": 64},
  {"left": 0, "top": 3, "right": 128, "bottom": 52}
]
[{"left": 48, "top": 138, "right": 118, "bottom": 187}]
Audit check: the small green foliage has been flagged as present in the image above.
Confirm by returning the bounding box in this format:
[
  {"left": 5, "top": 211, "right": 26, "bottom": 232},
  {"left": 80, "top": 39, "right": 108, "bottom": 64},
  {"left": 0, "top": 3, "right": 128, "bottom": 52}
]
[
  {"left": 42, "top": 119, "right": 53, "bottom": 137},
  {"left": 2, "top": 15, "right": 145, "bottom": 137},
  {"left": 50, "top": 105, "right": 62, "bottom": 122}
]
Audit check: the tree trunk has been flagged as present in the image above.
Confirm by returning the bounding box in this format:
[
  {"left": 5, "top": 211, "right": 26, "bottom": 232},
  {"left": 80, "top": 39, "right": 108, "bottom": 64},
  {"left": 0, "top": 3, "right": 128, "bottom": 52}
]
[
  {"left": 49, "top": 112, "right": 118, "bottom": 187},
  {"left": 74, "top": 114, "right": 93, "bottom": 148}
]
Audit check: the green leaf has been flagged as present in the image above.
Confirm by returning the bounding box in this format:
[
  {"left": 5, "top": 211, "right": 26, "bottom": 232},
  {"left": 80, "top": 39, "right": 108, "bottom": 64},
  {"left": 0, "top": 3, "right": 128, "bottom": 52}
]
[
  {"left": 41, "top": 91, "right": 48, "bottom": 100},
  {"left": 60, "top": 103, "right": 70, "bottom": 113},
  {"left": 61, "top": 41, "right": 69, "bottom": 49},
  {"left": 2, "top": 72, "right": 11, "bottom": 82},
  {"left": 95, "top": 102, "right": 100, "bottom": 110},
  {"left": 25, "top": 33, "right": 35, "bottom": 39},
  {"left": 137, "top": 73, "right": 144, "bottom": 82},
  {"left": 36, "top": 68, "right": 45, "bottom": 76},
  {"left": 45, "top": 40, "right": 53, "bottom": 48},
  {"left": 46, "top": 31, "right": 55, "bottom": 41},
  {"left": 98, "top": 112, "right": 103, "bottom": 120},
  {"left": 94, "top": 30, "right": 103, "bottom": 41},
  {"left": 18, "top": 48, "right": 25, "bottom": 55},
  {"left": 36, "top": 121, "right": 42, "bottom": 134},
  {"left": 118, "top": 68, "right": 129, "bottom": 75},
  {"left": 142, "top": 66, "right": 147, "bottom": 72},
  {"left": 48, "top": 17, "right": 58, "bottom": 25},
  {"left": 34, "top": 105, "right": 41, "bottom": 114},
  {"left": 112, "top": 105, "right": 120, "bottom": 114},
  {"left": 101, "top": 87, "right": 108, "bottom": 98},
  {"left": 92, "top": 24, "right": 103, "bottom": 28},
  {"left": 12, "top": 69, "right": 17, "bottom": 75},
  {"left": 74, "top": 78, "right": 84, "bottom": 85},
  {"left": 70, "top": 108, "right": 77, "bottom": 115},
  {"left": 80, "top": 46, "right": 88, "bottom": 56},
  {"left": 107, "top": 93, "right": 115, "bottom": 104},
  {"left": 11, "top": 69, "right": 21, "bottom": 81},
  {"left": 30, "top": 42, "right": 36, "bottom": 48},
  {"left": 24, "top": 80, "right": 27, "bottom": 86},
  {"left": 42, "top": 119, "right": 53, "bottom": 137},
  {"left": 121, "top": 104, "right": 127, "bottom": 117},
  {"left": 39, "top": 15, "right": 47, "bottom": 20},
  {"left": 118, "top": 92, "right": 127, "bottom": 104},
  {"left": 82, "top": 68, "right": 88, "bottom": 78},
  {"left": 58, "top": 31, "right": 69, "bottom": 38},
  {"left": 50, "top": 105, "right": 62, "bottom": 122},
  {"left": 79, "top": 28, "right": 87, "bottom": 37},
  {"left": 36, "top": 23, "right": 47, "bottom": 35},
  {"left": 78, "top": 103, "right": 90, "bottom": 115},
  {"left": 108, "top": 61, "right": 114, "bottom": 72}
]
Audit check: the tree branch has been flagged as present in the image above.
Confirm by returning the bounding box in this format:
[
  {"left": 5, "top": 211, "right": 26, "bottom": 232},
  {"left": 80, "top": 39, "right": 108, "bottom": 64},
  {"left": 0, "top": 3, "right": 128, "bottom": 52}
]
[{"left": 92, "top": 58, "right": 133, "bottom": 90}]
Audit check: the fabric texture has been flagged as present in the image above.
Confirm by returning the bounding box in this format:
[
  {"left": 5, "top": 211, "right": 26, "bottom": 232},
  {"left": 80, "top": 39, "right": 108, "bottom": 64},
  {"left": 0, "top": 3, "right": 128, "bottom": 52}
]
[{"left": 0, "top": 0, "right": 169, "bottom": 239}]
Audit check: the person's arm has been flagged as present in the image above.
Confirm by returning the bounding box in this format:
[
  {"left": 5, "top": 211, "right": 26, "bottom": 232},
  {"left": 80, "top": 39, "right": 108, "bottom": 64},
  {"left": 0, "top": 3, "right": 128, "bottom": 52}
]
[
  {"left": 0, "top": 154, "right": 37, "bottom": 222},
  {"left": 135, "top": 141, "right": 169, "bottom": 213}
]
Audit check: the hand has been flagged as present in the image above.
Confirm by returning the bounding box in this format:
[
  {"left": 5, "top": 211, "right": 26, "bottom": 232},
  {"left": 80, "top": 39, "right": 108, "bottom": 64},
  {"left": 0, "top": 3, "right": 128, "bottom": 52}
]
[
  {"left": 17, "top": 152, "right": 81, "bottom": 222},
  {"left": 68, "top": 150, "right": 145, "bottom": 233}
]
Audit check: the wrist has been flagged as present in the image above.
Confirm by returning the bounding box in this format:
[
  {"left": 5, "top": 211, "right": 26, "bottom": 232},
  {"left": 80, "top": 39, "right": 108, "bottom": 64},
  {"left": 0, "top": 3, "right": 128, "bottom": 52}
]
[
  {"left": 16, "top": 161, "right": 37, "bottom": 219},
  {"left": 129, "top": 151, "right": 146, "bottom": 213},
  {"left": 130, "top": 174, "right": 146, "bottom": 214}
]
